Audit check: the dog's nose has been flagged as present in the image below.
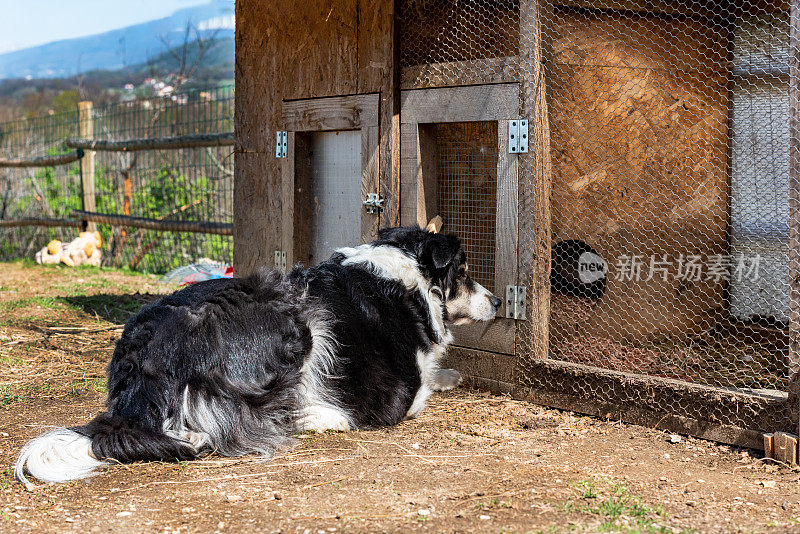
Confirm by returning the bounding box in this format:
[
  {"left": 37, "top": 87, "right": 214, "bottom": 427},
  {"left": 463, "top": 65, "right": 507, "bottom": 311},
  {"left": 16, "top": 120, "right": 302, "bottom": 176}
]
[{"left": 489, "top": 295, "right": 502, "bottom": 310}]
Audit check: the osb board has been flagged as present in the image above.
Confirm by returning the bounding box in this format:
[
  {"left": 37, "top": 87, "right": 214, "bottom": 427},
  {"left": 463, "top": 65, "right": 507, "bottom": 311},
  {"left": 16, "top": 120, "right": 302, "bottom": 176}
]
[
  {"left": 548, "top": 10, "right": 729, "bottom": 341},
  {"left": 234, "top": 0, "right": 395, "bottom": 274},
  {"left": 551, "top": 9, "right": 727, "bottom": 76}
]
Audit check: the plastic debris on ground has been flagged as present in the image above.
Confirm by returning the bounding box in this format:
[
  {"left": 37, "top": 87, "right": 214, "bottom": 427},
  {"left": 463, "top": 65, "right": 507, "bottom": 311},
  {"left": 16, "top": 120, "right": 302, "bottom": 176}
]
[{"left": 159, "top": 260, "right": 233, "bottom": 285}]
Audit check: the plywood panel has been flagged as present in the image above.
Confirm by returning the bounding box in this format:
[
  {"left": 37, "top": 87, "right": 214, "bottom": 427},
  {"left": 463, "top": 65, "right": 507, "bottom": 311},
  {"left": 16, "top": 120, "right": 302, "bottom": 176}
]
[
  {"left": 552, "top": 9, "right": 727, "bottom": 76},
  {"left": 235, "top": 0, "right": 393, "bottom": 275}
]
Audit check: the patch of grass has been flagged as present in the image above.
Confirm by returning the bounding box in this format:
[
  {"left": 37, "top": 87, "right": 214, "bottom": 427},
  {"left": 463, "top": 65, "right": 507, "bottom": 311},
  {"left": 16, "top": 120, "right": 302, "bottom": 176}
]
[
  {"left": 0, "top": 296, "right": 66, "bottom": 311},
  {"left": 66, "top": 377, "right": 108, "bottom": 395},
  {"left": 59, "top": 293, "right": 157, "bottom": 324},
  {"left": 9, "top": 258, "right": 155, "bottom": 278},
  {"left": 476, "top": 498, "right": 513, "bottom": 510},
  {"left": 565, "top": 478, "right": 669, "bottom": 533}
]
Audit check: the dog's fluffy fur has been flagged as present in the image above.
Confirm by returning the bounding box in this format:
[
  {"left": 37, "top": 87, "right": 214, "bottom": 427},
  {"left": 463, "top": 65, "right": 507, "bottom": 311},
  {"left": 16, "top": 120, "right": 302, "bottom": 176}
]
[{"left": 15, "top": 226, "right": 500, "bottom": 489}]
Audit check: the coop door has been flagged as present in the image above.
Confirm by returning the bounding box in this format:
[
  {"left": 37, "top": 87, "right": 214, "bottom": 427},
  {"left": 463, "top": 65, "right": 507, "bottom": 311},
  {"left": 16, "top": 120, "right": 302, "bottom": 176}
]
[
  {"left": 400, "top": 84, "right": 519, "bottom": 355},
  {"left": 280, "top": 94, "right": 381, "bottom": 267},
  {"left": 306, "top": 131, "right": 362, "bottom": 264}
]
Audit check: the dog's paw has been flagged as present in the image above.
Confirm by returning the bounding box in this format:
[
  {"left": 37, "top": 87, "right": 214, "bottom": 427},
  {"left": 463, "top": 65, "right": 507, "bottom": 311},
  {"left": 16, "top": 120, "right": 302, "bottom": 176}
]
[
  {"left": 432, "top": 369, "right": 462, "bottom": 391},
  {"left": 298, "top": 406, "right": 352, "bottom": 433}
]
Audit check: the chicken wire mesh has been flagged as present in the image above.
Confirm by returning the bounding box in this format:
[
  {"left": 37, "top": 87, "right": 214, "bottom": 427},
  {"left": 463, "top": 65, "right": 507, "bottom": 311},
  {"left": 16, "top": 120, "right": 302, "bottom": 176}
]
[
  {"left": 0, "top": 112, "right": 80, "bottom": 259},
  {"left": 401, "top": 0, "right": 800, "bottom": 437},
  {"left": 0, "top": 87, "right": 234, "bottom": 273},
  {"left": 90, "top": 88, "right": 234, "bottom": 272},
  {"left": 436, "top": 121, "right": 498, "bottom": 290}
]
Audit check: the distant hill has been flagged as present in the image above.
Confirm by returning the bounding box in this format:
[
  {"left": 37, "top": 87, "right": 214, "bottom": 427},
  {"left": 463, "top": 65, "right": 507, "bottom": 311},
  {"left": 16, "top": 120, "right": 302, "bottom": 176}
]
[{"left": 0, "top": 1, "right": 234, "bottom": 80}]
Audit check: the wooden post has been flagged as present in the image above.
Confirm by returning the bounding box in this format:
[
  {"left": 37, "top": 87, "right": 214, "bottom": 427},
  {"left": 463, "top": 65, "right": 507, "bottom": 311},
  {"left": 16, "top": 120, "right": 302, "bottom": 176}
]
[
  {"left": 78, "top": 101, "right": 96, "bottom": 232},
  {"left": 515, "top": 0, "right": 553, "bottom": 373}
]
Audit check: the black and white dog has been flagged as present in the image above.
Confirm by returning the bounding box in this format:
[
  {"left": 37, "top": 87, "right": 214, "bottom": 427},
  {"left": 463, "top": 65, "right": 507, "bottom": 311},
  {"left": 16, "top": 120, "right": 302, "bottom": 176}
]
[{"left": 15, "top": 226, "right": 501, "bottom": 489}]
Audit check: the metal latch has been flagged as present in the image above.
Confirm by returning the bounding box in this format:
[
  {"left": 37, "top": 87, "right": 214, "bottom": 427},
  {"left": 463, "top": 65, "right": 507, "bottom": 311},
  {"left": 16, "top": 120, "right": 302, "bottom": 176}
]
[
  {"left": 275, "top": 131, "right": 288, "bottom": 158},
  {"left": 363, "top": 193, "right": 384, "bottom": 214},
  {"left": 508, "top": 119, "right": 528, "bottom": 154},
  {"left": 505, "top": 285, "right": 527, "bottom": 320},
  {"left": 274, "top": 250, "right": 287, "bottom": 273}
]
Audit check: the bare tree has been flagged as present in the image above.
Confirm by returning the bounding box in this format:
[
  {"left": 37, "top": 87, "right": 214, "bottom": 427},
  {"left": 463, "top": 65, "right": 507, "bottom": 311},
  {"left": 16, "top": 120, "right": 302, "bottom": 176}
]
[{"left": 158, "top": 22, "right": 220, "bottom": 91}]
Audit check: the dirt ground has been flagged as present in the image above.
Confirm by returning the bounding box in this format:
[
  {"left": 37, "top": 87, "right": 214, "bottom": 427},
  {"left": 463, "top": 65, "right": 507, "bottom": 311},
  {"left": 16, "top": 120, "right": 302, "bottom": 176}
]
[{"left": 0, "top": 261, "right": 799, "bottom": 533}]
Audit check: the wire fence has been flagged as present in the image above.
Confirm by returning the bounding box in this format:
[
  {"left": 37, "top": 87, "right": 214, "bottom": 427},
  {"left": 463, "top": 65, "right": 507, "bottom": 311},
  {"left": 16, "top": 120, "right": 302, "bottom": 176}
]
[
  {"left": 0, "top": 86, "right": 234, "bottom": 273},
  {"left": 401, "top": 0, "right": 799, "bottom": 443}
]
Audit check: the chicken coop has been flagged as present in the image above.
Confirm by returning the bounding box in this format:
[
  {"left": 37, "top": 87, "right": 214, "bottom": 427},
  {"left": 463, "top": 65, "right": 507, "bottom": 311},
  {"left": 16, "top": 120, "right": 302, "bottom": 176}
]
[{"left": 234, "top": 0, "right": 800, "bottom": 451}]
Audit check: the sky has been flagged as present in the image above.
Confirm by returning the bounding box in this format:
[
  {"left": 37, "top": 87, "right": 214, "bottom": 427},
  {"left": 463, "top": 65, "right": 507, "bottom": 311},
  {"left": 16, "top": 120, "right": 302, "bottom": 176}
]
[{"left": 0, "top": 0, "right": 210, "bottom": 54}]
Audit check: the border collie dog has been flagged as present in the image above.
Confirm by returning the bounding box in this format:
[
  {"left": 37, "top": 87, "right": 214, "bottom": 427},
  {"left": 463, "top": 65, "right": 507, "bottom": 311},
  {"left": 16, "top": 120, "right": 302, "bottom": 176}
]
[{"left": 15, "top": 226, "right": 501, "bottom": 489}]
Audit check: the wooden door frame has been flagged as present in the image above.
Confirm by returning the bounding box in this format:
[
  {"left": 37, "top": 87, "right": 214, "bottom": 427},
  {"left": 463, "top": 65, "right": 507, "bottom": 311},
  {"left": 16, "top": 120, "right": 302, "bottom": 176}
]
[
  {"left": 399, "top": 83, "right": 519, "bottom": 354},
  {"left": 280, "top": 93, "right": 381, "bottom": 266}
]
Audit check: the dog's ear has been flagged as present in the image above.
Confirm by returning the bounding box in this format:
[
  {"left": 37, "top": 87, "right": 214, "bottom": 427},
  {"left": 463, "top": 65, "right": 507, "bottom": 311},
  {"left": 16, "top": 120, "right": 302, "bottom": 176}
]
[
  {"left": 422, "top": 234, "right": 461, "bottom": 270},
  {"left": 425, "top": 215, "right": 443, "bottom": 234}
]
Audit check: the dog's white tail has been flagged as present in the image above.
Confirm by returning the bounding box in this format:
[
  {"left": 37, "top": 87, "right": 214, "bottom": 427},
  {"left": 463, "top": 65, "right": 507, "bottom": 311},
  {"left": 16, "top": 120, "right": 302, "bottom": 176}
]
[{"left": 15, "top": 428, "right": 106, "bottom": 490}]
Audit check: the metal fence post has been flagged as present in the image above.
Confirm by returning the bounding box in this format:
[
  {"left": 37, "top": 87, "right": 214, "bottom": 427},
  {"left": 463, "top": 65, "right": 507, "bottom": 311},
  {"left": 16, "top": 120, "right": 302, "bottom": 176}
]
[{"left": 78, "top": 101, "right": 95, "bottom": 232}]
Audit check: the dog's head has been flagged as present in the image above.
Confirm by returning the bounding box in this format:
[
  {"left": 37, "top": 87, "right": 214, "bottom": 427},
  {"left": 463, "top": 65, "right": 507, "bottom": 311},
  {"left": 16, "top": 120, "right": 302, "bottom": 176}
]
[{"left": 376, "top": 226, "right": 501, "bottom": 324}]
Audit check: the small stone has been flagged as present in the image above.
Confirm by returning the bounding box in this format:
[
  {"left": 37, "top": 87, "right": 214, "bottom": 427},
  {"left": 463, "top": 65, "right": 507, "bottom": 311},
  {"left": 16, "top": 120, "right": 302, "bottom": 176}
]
[
  {"left": 411, "top": 443, "right": 420, "bottom": 450},
  {"left": 479, "top": 515, "right": 491, "bottom": 520},
  {"left": 659, "top": 477, "right": 667, "bottom": 482},
  {"left": 116, "top": 511, "right": 132, "bottom": 517},
  {"left": 417, "top": 509, "right": 430, "bottom": 516},
  {"left": 664, "top": 453, "right": 670, "bottom": 459},
  {"left": 686, "top": 501, "right": 696, "bottom": 507},
  {"left": 759, "top": 480, "right": 777, "bottom": 488},
  {"left": 273, "top": 492, "right": 282, "bottom": 500},
  {"left": 669, "top": 434, "right": 682, "bottom": 443},
  {"left": 64, "top": 518, "right": 75, "bottom": 523},
  {"left": 226, "top": 494, "right": 242, "bottom": 502}
]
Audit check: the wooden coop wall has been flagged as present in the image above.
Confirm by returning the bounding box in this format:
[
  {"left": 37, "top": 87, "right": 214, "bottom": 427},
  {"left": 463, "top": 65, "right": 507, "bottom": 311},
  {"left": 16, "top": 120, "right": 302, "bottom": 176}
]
[{"left": 234, "top": 0, "right": 396, "bottom": 276}]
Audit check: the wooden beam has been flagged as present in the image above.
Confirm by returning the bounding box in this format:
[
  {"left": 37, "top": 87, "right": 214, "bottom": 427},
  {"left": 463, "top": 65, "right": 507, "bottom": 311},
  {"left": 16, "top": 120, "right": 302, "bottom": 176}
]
[
  {"left": 0, "top": 151, "right": 82, "bottom": 169},
  {"left": 361, "top": 125, "right": 381, "bottom": 243},
  {"left": 512, "top": 357, "right": 794, "bottom": 451},
  {"left": 281, "top": 132, "right": 296, "bottom": 267},
  {"left": 789, "top": 0, "right": 800, "bottom": 435},
  {"left": 516, "top": 0, "right": 553, "bottom": 369},
  {"left": 400, "top": 84, "right": 519, "bottom": 124},
  {"left": 401, "top": 56, "right": 519, "bottom": 90},
  {"left": 414, "top": 124, "right": 437, "bottom": 227},
  {"left": 66, "top": 132, "right": 234, "bottom": 152},
  {"left": 0, "top": 217, "right": 82, "bottom": 229},
  {"left": 281, "top": 94, "right": 380, "bottom": 132},
  {"left": 71, "top": 210, "right": 232, "bottom": 235},
  {"left": 385, "top": 0, "right": 402, "bottom": 228}
]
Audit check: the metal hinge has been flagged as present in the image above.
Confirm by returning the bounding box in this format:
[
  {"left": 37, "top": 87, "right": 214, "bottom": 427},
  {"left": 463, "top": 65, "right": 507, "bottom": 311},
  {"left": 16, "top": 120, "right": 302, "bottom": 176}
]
[
  {"left": 275, "top": 131, "right": 288, "bottom": 158},
  {"left": 363, "top": 193, "right": 384, "bottom": 214},
  {"left": 274, "top": 250, "right": 287, "bottom": 273},
  {"left": 505, "top": 285, "right": 527, "bottom": 320},
  {"left": 508, "top": 119, "right": 529, "bottom": 154}
]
